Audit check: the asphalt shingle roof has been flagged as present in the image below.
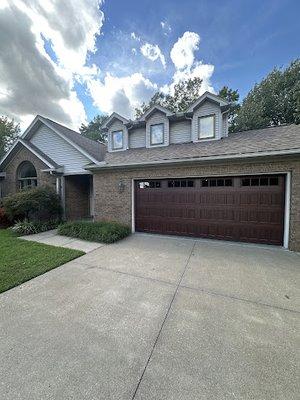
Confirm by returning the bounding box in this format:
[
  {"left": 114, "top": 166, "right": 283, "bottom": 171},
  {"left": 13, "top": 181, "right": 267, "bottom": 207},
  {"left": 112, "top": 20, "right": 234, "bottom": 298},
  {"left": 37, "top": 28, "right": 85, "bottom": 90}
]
[{"left": 104, "top": 124, "right": 300, "bottom": 166}]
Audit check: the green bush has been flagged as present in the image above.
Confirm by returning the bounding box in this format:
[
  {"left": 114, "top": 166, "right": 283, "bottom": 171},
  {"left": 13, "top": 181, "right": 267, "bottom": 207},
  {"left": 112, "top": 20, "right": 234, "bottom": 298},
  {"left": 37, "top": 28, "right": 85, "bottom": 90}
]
[
  {"left": 3, "top": 186, "right": 62, "bottom": 222},
  {"left": 57, "top": 221, "right": 131, "bottom": 244},
  {"left": 11, "top": 219, "right": 61, "bottom": 236}
]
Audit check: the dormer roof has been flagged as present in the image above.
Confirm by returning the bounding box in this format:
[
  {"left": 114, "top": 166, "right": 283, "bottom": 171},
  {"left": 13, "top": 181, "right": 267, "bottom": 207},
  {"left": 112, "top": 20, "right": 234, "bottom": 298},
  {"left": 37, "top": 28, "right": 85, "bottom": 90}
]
[
  {"left": 186, "top": 91, "right": 229, "bottom": 113},
  {"left": 102, "top": 112, "right": 129, "bottom": 129},
  {"left": 138, "top": 104, "right": 173, "bottom": 121}
]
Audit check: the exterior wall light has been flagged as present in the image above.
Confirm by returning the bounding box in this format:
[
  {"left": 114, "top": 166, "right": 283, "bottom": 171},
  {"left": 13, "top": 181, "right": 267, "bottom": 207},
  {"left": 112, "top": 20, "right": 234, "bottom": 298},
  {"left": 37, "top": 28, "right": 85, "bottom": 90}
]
[{"left": 118, "top": 180, "right": 125, "bottom": 193}]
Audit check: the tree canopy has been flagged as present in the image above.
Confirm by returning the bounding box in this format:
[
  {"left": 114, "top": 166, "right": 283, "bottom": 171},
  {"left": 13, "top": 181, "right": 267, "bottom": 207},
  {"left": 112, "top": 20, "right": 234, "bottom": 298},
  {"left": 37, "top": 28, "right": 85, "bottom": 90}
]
[
  {"left": 218, "top": 86, "right": 240, "bottom": 133},
  {"left": 135, "top": 77, "right": 203, "bottom": 118},
  {"left": 235, "top": 59, "right": 300, "bottom": 132},
  {"left": 79, "top": 114, "right": 108, "bottom": 142},
  {"left": 0, "top": 116, "right": 20, "bottom": 158}
]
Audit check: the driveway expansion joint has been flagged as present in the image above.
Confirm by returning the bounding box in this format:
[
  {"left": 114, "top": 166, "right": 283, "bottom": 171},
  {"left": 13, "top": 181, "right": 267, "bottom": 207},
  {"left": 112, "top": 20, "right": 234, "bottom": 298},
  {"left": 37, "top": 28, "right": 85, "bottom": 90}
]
[
  {"left": 180, "top": 284, "right": 300, "bottom": 314},
  {"left": 130, "top": 242, "right": 196, "bottom": 400}
]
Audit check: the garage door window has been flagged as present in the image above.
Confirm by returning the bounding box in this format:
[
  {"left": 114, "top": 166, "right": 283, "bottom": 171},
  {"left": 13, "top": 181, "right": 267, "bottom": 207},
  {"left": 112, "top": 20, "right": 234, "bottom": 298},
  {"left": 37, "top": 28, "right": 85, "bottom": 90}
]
[
  {"left": 168, "top": 180, "right": 194, "bottom": 188},
  {"left": 201, "top": 178, "right": 232, "bottom": 187},
  {"left": 242, "top": 177, "right": 279, "bottom": 187},
  {"left": 139, "top": 181, "right": 161, "bottom": 189}
]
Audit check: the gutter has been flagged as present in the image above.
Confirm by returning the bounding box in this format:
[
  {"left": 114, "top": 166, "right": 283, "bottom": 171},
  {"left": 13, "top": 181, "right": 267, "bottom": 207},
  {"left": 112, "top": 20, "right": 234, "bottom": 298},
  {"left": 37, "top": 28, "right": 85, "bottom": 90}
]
[{"left": 85, "top": 147, "right": 300, "bottom": 171}]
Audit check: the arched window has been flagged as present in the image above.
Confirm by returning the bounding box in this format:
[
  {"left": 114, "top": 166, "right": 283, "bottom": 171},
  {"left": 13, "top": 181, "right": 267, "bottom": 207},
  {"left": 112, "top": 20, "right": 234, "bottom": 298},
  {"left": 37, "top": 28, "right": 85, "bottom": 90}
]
[{"left": 17, "top": 161, "right": 37, "bottom": 189}]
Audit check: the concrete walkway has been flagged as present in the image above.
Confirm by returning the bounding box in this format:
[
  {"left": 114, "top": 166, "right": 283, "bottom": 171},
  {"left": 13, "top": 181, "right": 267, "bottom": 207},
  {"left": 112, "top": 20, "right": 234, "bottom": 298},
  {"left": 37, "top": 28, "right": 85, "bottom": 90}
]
[
  {"left": 21, "top": 229, "right": 104, "bottom": 252},
  {"left": 1, "top": 234, "right": 299, "bottom": 399}
]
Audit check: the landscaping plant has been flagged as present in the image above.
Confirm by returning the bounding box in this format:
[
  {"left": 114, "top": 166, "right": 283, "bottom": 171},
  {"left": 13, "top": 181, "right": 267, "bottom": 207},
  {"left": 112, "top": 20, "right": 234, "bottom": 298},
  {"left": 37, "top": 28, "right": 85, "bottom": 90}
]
[
  {"left": 58, "top": 221, "right": 131, "bottom": 244},
  {"left": 3, "top": 186, "right": 62, "bottom": 222}
]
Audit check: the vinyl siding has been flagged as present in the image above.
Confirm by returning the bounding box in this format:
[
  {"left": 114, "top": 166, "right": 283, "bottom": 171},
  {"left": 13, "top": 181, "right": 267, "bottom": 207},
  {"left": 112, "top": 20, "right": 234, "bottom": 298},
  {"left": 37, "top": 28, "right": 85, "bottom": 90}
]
[
  {"left": 191, "top": 100, "right": 222, "bottom": 142},
  {"left": 129, "top": 128, "right": 146, "bottom": 148},
  {"left": 170, "top": 120, "right": 191, "bottom": 144},
  {"left": 30, "top": 125, "right": 91, "bottom": 173}
]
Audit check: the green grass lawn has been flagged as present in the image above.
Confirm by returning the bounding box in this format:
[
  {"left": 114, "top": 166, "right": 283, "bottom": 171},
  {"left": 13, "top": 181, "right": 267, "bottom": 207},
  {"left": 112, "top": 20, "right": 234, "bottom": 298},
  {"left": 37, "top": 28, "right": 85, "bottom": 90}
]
[{"left": 0, "top": 229, "right": 84, "bottom": 294}]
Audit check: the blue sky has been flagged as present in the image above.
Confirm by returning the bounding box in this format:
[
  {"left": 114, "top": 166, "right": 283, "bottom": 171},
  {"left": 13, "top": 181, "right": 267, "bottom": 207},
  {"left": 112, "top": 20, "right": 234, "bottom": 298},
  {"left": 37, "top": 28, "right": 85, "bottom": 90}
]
[{"left": 1, "top": 0, "right": 299, "bottom": 129}]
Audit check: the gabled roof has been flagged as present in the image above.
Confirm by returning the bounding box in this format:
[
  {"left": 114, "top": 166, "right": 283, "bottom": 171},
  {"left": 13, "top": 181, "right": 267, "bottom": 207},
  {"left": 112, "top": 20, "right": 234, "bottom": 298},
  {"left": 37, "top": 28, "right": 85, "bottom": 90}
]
[
  {"left": 138, "top": 104, "right": 173, "bottom": 121},
  {"left": 92, "top": 124, "right": 300, "bottom": 169},
  {"left": 22, "top": 115, "right": 106, "bottom": 164},
  {"left": 0, "top": 138, "right": 60, "bottom": 170},
  {"left": 102, "top": 112, "right": 129, "bottom": 129},
  {"left": 186, "top": 91, "right": 229, "bottom": 113}
]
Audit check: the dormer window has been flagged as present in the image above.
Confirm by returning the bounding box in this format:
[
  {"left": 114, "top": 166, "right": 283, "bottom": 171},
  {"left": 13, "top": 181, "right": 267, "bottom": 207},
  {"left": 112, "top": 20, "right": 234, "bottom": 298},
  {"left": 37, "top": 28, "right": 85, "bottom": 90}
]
[
  {"left": 150, "top": 123, "right": 164, "bottom": 145},
  {"left": 112, "top": 130, "right": 123, "bottom": 150},
  {"left": 198, "top": 115, "right": 215, "bottom": 139}
]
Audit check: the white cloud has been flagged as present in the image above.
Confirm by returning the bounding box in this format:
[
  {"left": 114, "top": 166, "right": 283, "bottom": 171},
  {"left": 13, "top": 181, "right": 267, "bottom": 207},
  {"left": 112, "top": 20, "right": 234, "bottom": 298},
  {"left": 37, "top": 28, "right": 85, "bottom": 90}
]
[
  {"left": 140, "top": 43, "right": 166, "bottom": 69},
  {"left": 160, "top": 20, "right": 171, "bottom": 35},
  {"left": 130, "top": 32, "right": 140, "bottom": 41},
  {"left": 86, "top": 73, "right": 158, "bottom": 119},
  {"left": 170, "top": 31, "right": 200, "bottom": 70},
  {"left": 132, "top": 48, "right": 137, "bottom": 55},
  {"left": 0, "top": 1, "right": 104, "bottom": 129}
]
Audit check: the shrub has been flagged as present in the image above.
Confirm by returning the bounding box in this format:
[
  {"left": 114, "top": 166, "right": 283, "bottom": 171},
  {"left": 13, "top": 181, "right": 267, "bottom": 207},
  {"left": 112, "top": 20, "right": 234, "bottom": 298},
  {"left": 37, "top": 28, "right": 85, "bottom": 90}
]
[
  {"left": 57, "top": 221, "right": 131, "bottom": 244},
  {"left": 11, "top": 219, "right": 61, "bottom": 236},
  {"left": 0, "top": 207, "right": 11, "bottom": 228},
  {"left": 3, "top": 186, "right": 62, "bottom": 222}
]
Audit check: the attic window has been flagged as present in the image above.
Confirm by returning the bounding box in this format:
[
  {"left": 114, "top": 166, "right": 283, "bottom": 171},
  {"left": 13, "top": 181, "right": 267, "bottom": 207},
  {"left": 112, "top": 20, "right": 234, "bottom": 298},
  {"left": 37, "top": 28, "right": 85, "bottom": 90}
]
[
  {"left": 150, "top": 123, "right": 164, "bottom": 145},
  {"left": 198, "top": 115, "right": 215, "bottom": 139},
  {"left": 112, "top": 130, "right": 123, "bottom": 150}
]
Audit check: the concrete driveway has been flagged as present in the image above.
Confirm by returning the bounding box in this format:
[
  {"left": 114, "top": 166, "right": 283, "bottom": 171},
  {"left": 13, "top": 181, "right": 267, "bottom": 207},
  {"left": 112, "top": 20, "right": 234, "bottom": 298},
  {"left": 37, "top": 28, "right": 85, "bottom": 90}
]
[{"left": 1, "top": 234, "right": 299, "bottom": 400}]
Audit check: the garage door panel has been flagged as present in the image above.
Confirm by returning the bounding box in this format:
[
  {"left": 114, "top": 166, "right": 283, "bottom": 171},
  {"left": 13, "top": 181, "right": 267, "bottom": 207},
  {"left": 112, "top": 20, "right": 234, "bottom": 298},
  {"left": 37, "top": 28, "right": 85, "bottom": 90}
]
[{"left": 135, "top": 175, "right": 285, "bottom": 245}]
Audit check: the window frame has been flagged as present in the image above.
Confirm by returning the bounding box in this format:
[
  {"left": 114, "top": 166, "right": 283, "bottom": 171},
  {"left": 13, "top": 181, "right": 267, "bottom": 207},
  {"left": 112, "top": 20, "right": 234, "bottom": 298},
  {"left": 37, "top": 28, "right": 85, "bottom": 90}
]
[
  {"left": 150, "top": 123, "right": 164, "bottom": 146},
  {"left": 198, "top": 114, "right": 216, "bottom": 140},
  {"left": 111, "top": 130, "right": 124, "bottom": 150},
  {"left": 17, "top": 161, "right": 38, "bottom": 190}
]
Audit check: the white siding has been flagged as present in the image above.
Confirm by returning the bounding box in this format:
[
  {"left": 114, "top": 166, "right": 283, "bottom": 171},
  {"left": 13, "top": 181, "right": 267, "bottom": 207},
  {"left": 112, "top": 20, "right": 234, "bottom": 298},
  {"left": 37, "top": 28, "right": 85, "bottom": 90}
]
[
  {"left": 146, "top": 111, "right": 169, "bottom": 148},
  {"left": 108, "top": 120, "right": 128, "bottom": 152},
  {"left": 30, "top": 125, "right": 91, "bottom": 173},
  {"left": 191, "top": 100, "right": 222, "bottom": 142},
  {"left": 222, "top": 114, "right": 229, "bottom": 137},
  {"left": 170, "top": 120, "right": 191, "bottom": 144},
  {"left": 129, "top": 128, "right": 145, "bottom": 148}
]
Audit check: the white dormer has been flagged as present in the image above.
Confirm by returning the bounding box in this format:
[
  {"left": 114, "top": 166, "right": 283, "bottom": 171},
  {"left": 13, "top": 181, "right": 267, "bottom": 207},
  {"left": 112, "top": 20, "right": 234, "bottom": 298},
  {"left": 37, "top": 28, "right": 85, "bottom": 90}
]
[
  {"left": 186, "top": 92, "right": 229, "bottom": 142},
  {"left": 139, "top": 105, "right": 173, "bottom": 148},
  {"left": 103, "top": 113, "right": 129, "bottom": 152}
]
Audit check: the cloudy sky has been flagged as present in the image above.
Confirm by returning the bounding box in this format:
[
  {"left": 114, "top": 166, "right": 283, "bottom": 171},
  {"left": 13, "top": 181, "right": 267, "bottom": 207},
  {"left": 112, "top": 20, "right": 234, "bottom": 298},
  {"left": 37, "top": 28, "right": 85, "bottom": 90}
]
[{"left": 0, "top": 0, "right": 299, "bottom": 130}]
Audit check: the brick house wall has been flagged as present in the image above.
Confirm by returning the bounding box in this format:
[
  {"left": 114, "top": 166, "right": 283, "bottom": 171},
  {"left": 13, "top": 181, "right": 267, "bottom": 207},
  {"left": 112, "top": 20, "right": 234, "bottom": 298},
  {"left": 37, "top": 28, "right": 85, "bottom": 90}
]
[
  {"left": 65, "top": 175, "right": 90, "bottom": 220},
  {"left": 1, "top": 146, "right": 56, "bottom": 197},
  {"left": 93, "top": 158, "right": 300, "bottom": 252}
]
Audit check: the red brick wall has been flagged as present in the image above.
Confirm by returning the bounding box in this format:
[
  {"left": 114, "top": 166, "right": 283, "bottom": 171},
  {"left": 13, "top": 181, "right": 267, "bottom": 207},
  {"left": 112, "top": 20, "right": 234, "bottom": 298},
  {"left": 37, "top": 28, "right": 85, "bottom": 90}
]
[
  {"left": 1, "top": 146, "right": 56, "bottom": 197},
  {"left": 65, "top": 175, "right": 90, "bottom": 220}
]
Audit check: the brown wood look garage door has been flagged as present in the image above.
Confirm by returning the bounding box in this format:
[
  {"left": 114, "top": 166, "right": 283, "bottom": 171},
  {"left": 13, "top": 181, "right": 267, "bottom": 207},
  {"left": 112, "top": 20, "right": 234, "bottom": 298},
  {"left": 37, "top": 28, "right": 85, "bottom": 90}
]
[{"left": 135, "top": 175, "right": 285, "bottom": 245}]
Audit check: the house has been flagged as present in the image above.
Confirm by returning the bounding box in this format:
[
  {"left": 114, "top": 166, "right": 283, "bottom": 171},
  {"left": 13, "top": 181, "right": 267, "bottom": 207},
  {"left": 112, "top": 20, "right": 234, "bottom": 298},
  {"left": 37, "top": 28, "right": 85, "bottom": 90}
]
[
  {"left": 0, "top": 116, "right": 106, "bottom": 220},
  {"left": 1, "top": 92, "right": 300, "bottom": 251}
]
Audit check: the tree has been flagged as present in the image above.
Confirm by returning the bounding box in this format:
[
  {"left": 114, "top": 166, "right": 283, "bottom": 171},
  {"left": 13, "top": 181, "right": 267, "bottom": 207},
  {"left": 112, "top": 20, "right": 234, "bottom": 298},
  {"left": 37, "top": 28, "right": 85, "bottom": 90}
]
[
  {"left": 79, "top": 114, "right": 108, "bottom": 142},
  {"left": 235, "top": 59, "right": 300, "bottom": 132},
  {"left": 0, "top": 116, "right": 20, "bottom": 158},
  {"left": 218, "top": 86, "right": 240, "bottom": 133},
  {"left": 135, "top": 77, "right": 203, "bottom": 118}
]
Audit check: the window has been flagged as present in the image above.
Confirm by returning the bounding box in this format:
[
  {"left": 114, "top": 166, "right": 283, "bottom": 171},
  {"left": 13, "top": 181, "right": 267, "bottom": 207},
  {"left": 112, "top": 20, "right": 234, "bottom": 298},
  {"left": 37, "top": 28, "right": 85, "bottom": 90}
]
[
  {"left": 168, "top": 180, "right": 194, "bottom": 188},
  {"left": 17, "top": 161, "right": 37, "bottom": 190},
  {"left": 198, "top": 115, "right": 215, "bottom": 139},
  {"left": 241, "top": 176, "right": 279, "bottom": 187},
  {"left": 112, "top": 130, "right": 123, "bottom": 150},
  {"left": 139, "top": 181, "right": 161, "bottom": 189},
  {"left": 150, "top": 123, "right": 164, "bottom": 145},
  {"left": 201, "top": 178, "right": 232, "bottom": 187}
]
